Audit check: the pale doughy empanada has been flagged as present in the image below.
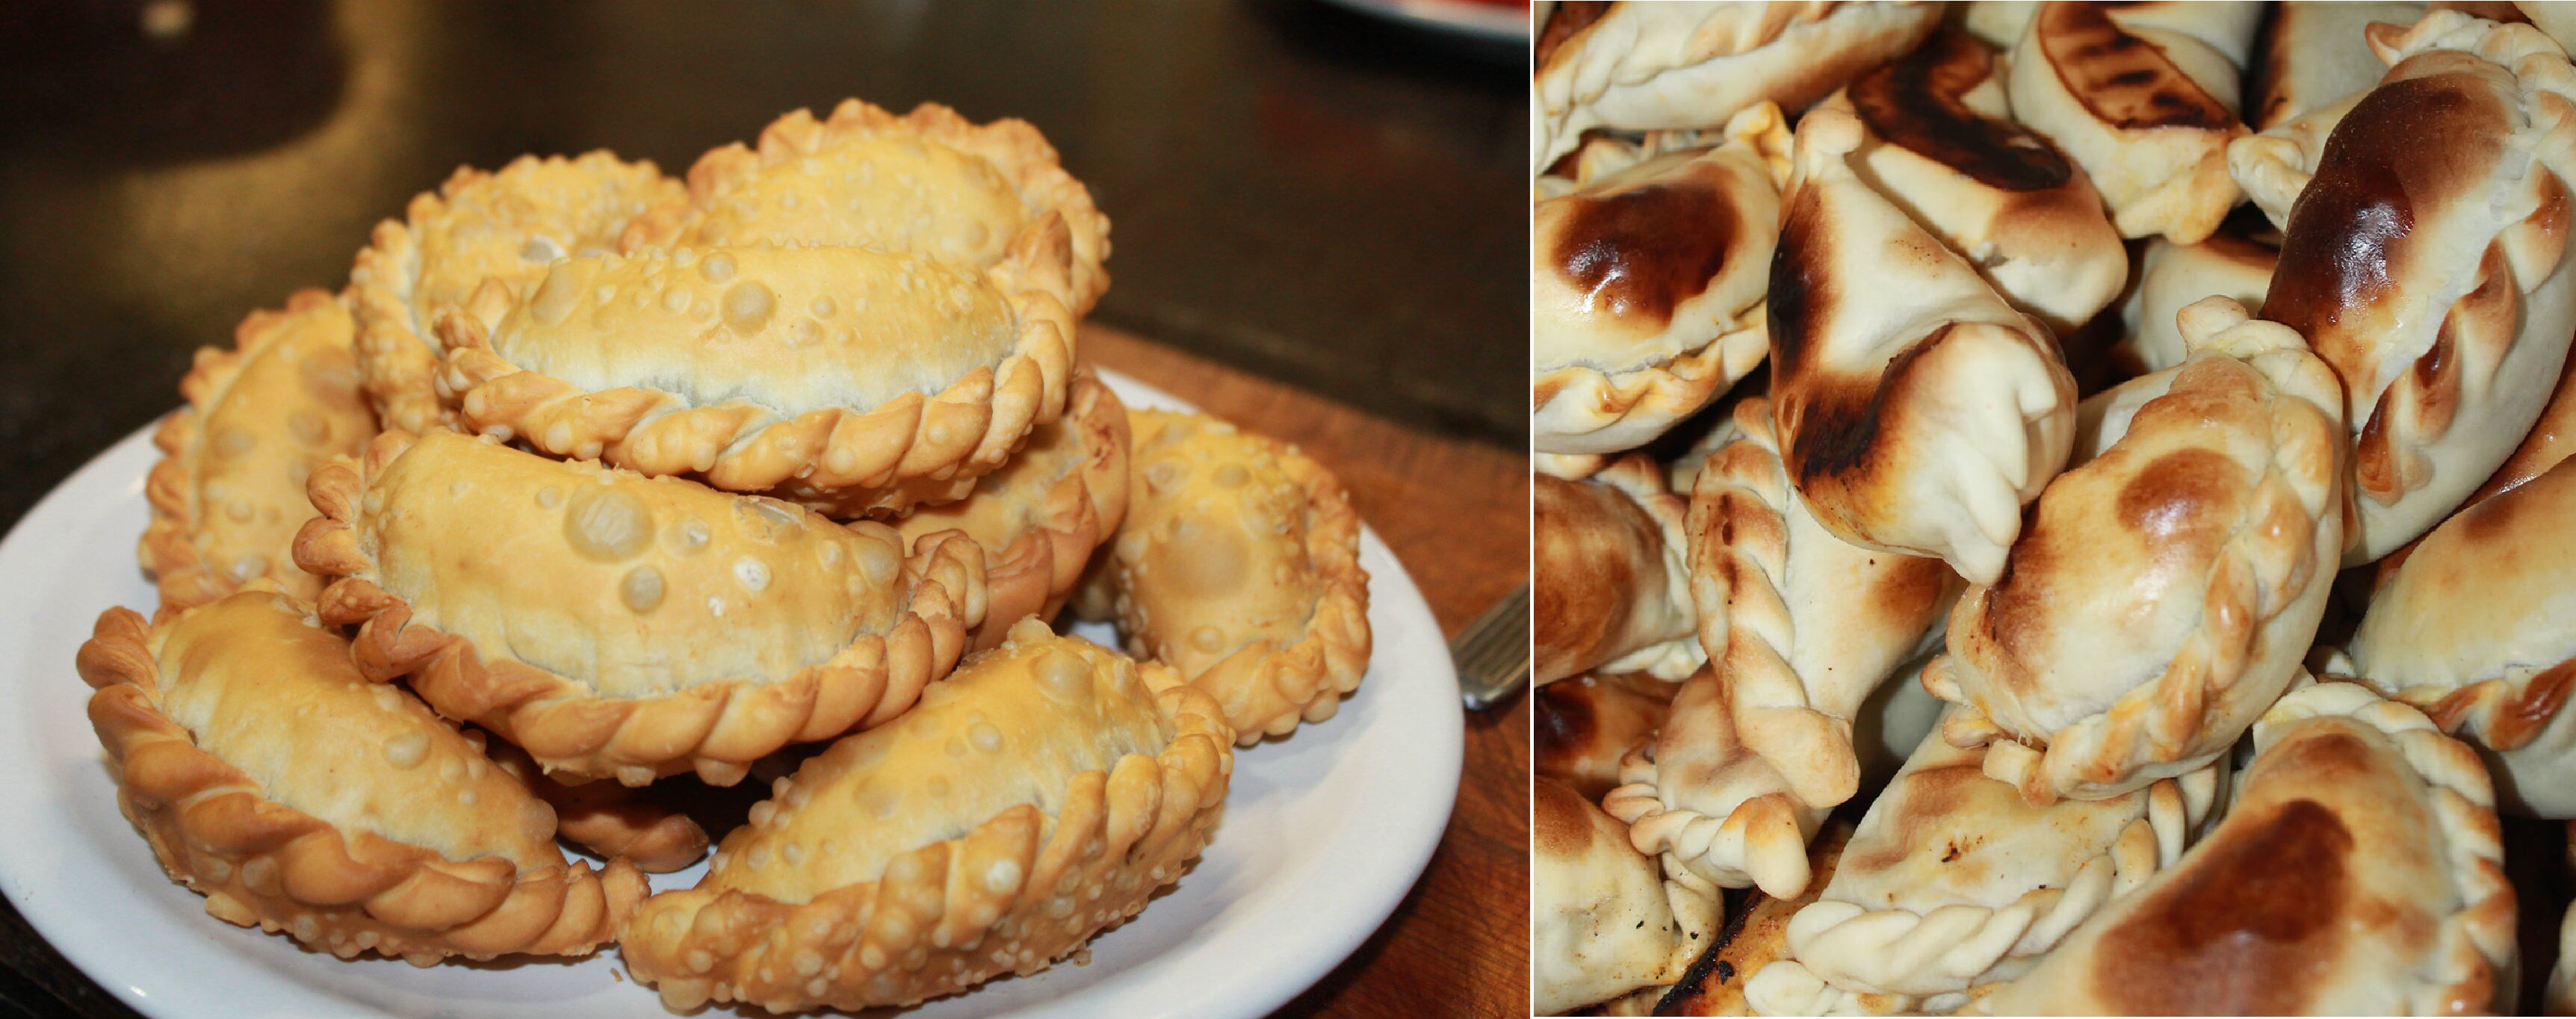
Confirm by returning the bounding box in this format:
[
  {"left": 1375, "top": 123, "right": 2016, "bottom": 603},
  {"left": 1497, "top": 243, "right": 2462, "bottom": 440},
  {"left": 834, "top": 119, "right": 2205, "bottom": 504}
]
[
  {"left": 1534, "top": 775, "right": 1720, "bottom": 1015},
  {"left": 1535, "top": 456, "right": 1700, "bottom": 685},
  {"left": 1603, "top": 663, "right": 1821, "bottom": 900}
]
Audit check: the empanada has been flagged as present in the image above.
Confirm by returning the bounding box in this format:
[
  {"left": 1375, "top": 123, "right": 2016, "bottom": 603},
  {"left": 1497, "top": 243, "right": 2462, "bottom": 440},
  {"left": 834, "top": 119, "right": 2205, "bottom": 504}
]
[
  {"left": 1603, "top": 663, "right": 1822, "bottom": 900},
  {"left": 486, "top": 740, "right": 710, "bottom": 873},
  {"left": 1650, "top": 821, "right": 1860, "bottom": 1018},
  {"left": 1536, "top": 671, "right": 1679, "bottom": 802},
  {"left": 1534, "top": 775, "right": 1721, "bottom": 1015},
  {"left": 2112, "top": 223, "right": 2277, "bottom": 376},
  {"left": 347, "top": 152, "right": 683, "bottom": 434},
  {"left": 1960, "top": 682, "right": 2515, "bottom": 1015},
  {"left": 141, "top": 290, "right": 374, "bottom": 610},
  {"left": 619, "top": 620, "right": 1230, "bottom": 1012},
  {"left": 1764, "top": 105, "right": 2078, "bottom": 586},
  {"left": 2249, "top": 1, "right": 2427, "bottom": 129},
  {"left": 1687, "top": 396, "right": 1961, "bottom": 811},
  {"left": 1928, "top": 297, "right": 2344, "bottom": 804},
  {"left": 76, "top": 589, "right": 645, "bottom": 964},
  {"left": 437, "top": 242, "right": 1077, "bottom": 518},
  {"left": 2483, "top": 345, "right": 2576, "bottom": 502},
  {"left": 292, "top": 430, "right": 982, "bottom": 786},
  {"left": 1535, "top": 455, "right": 1700, "bottom": 686},
  {"left": 1083, "top": 409, "right": 1370, "bottom": 745},
  {"left": 2004, "top": 1, "right": 2260, "bottom": 243}
]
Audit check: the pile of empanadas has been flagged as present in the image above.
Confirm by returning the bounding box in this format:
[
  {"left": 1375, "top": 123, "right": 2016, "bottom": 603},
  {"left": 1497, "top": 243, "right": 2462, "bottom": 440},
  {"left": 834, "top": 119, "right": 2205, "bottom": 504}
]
[
  {"left": 1534, "top": 3, "right": 2576, "bottom": 1014},
  {"left": 96, "top": 98, "right": 1373, "bottom": 1012}
]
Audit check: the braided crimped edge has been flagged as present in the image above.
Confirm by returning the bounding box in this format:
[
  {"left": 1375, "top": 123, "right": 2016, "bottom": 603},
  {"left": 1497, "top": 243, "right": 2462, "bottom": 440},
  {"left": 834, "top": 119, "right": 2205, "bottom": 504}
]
[
  {"left": 1928, "top": 301, "right": 2343, "bottom": 805},
  {"left": 75, "top": 598, "right": 645, "bottom": 965},
  {"left": 619, "top": 631, "right": 1232, "bottom": 1012},
  {"left": 347, "top": 152, "right": 682, "bottom": 436},
  {"left": 1600, "top": 721, "right": 1817, "bottom": 901},
  {"left": 436, "top": 239, "right": 1078, "bottom": 519},
  {"left": 1586, "top": 453, "right": 1702, "bottom": 681},
  {"left": 2249, "top": 681, "right": 2517, "bottom": 1015},
  {"left": 140, "top": 288, "right": 356, "bottom": 611},
  {"left": 291, "top": 430, "right": 984, "bottom": 787},
  {"left": 656, "top": 98, "right": 1112, "bottom": 317},
  {"left": 485, "top": 740, "right": 709, "bottom": 874},
  {"left": 2372, "top": 651, "right": 2576, "bottom": 756}
]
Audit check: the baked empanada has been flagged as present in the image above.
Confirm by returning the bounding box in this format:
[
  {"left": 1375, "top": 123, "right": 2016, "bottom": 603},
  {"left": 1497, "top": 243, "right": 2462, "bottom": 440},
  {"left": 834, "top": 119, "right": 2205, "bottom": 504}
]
[
  {"left": 292, "top": 430, "right": 982, "bottom": 786},
  {"left": 1929, "top": 298, "right": 2344, "bottom": 803},
  {"left": 347, "top": 152, "right": 683, "bottom": 434},
  {"left": 2112, "top": 224, "right": 2278, "bottom": 376},
  {"left": 1649, "top": 821, "right": 1860, "bottom": 1018},
  {"left": 141, "top": 289, "right": 374, "bottom": 610},
  {"left": 485, "top": 740, "right": 710, "bottom": 873},
  {"left": 1688, "top": 397, "right": 1961, "bottom": 811},
  {"left": 76, "top": 589, "right": 645, "bottom": 964},
  {"left": 1960, "top": 682, "right": 2515, "bottom": 1015},
  {"left": 2250, "top": 1, "right": 2427, "bottom": 129},
  {"left": 1083, "top": 409, "right": 1370, "bottom": 745},
  {"left": 2004, "top": 1, "right": 2259, "bottom": 243},
  {"left": 1536, "top": 671, "right": 1679, "bottom": 802},
  {"left": 1535, "top": 456, "right": 1700, "bottom": 686},
  {"left": 620, "top": 620, "right": 1230, "bottom": 1012},
  {"left": 1765, "top": 105, "right": 2078, "bottom": 586},
  {"left": 1603, "top": 664, "right": 1822, "bottom": 900},
  {"left": 438, "top": 242, "right": 1077, "bottom": 518},
  {"left": 1534, "top": 775, "right": 1721, "bottom": 1015}
]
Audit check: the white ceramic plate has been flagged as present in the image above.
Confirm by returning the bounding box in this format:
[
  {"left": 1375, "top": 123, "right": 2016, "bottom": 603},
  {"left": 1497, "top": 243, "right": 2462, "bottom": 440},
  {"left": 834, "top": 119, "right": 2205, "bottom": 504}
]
[{"left": 0, "top": 369, "right": 1463, "bottom": 1018}]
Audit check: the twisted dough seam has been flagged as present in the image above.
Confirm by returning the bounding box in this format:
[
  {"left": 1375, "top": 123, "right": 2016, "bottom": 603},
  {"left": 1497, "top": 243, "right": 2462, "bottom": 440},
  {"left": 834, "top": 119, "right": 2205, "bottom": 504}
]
[
  {"left": 2380, "top": 652, "right": 2576, "bottom": 754},
  {"left": 1532, "top": 315, "right": 1772, "bottom": 456},
  {"left": 485, "top": 740, "right": 709, "bottom": 874},
  {"left": 1600, "top": 739, "right": 1814, "bottom": 901},
  {"left": 76, "top": 604, "right": 645, "bottom": 965},
  {"left": 291, "top": 431, "right": 984, "bottom": 787}
]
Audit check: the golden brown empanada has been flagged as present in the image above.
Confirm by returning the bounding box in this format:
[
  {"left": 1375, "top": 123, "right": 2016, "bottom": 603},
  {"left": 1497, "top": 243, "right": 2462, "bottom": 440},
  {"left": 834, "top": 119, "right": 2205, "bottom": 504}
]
[
  {"left": 347, "top": 152, "right": 683, "bottom": 434},
  {"left": 1603, "top": 663, "right": 1822, "bottom": 901},
  {"left": 292, "top": 430, "right": 982, "bottom": 786},
  {"left": 619, "top": 619, "right": 1230, "bottom": 1012},
  {"left": 485, "top": 740, "right": 709, "bottom": 874},
  {"left": 1535, "top": 455, "right": 1700, "bottom": 686},
  {"left": 76, "top": 588, "right": 645, "bottom": 964},
  {"left": 1534, "top": 775, "right": 1720, "bottom": 1015},
  {"left": 141, "top": 290, "right": 375, "bottom": 610}
]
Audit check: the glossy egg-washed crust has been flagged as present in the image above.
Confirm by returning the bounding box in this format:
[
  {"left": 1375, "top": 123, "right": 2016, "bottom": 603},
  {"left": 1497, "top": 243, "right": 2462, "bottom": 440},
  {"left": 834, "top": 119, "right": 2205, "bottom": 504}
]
[
  {"left": 141, "top": 289, "right": 376, "bottom": 610},
  {"left": 347, "top": 152, "right": 684, "bottom": 435},
  {"left": 894, "top": 371, "right": 1129, "bottom": 652},
  {"left": 1603, "top": 663, "right": 1823, "bottom": 901},
  {"left": 645, "top": 99, "right": 1110, "bottom": 318},
  {"left": 620, "top": 620, "right": 1231, "bottom": 1012},
  {"left": 437, "top": 240, "right": 1077, "bottom": 520},
  {"left": 1930, "top": 299, "right": 2344, "bottom": 805},
  {"left": 76, "top": 589, "right": 645, "bottom": 965},
  {"left": 293, "top": 430, "right": 983, "bottom": 787},
  {"left": 1533, "top": 455, "right": 1700, "bottom": 686},
  {"left": 1090, "top": 409, "right": 1370, "bottom": 746},
  {"left": 1688, "top": 397, "right": 1960, "bottom": 814}
]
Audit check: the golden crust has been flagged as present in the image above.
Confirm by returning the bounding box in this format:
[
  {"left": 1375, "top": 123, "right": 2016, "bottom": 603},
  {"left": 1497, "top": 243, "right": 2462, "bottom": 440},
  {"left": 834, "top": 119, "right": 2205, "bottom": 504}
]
[
  {"left": 141, "top": 290, "right": 376, "bottom": 610},
  {"left": 486, "top": 740, "right": 709, "bottom": 874},
  {"left": 291, "top": 431, "right": 984, "bottom": 786},
  {"left": 894, "top": 370, "right": 1130, "bottom": 651},
  {"left": 619, "top": 619, "right": 1230, "bottom": 1012},
  {"left": 1089, "top": 409, "right": 1372, "bottom": 745},
  {"left": 656, "top": 99, "right": 1110, "bottom": 318},
  {"left": 347, "top": 152, "right": 684, "bottom": 435},
  {"left": 75, "top": 589, "right": 645, "bottom": 965}
]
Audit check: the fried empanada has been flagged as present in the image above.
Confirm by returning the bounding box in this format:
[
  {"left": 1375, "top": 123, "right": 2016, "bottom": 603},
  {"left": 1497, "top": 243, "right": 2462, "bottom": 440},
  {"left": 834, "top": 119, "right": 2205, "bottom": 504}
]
[
  {"left": 1535, "top": 456, "right": 1700, "bottom": 686},
  {"left": 1534, "top": 775, "right": 1721, "bottom": 1015},
  {"left": 1536, "top": 671, "right": 1679, "bottom": 802},
  {"left": 620, "top": 619, "right": 1230, "bottom": 1012},
  {"left": 347, "top": 152, "right": 683, "bottom": 434},
  {"left": 292, "top": 430, "right": 981, "bottom": 786},
  {"left": 2112, "top": 224, "right": 2278, "bottom": 376},
  {"left": 1603, "top": 663, "right": 1822, "bottom": 901},
  {"left": 485, "top": 740, "right": 710, "bottom": 873},
  {"left": 76, "top": 589, "right": 645, "bottom": 964},
  {"left": 141, "top": 290, "right": 374, "bottom": 610}
]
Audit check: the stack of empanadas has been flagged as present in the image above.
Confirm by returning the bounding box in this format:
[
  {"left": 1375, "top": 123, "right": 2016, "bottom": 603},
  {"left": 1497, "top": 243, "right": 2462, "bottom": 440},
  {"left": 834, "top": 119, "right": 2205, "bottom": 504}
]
[{"left": 106, "top": 97, "right": 1372, "bottom": 1012}]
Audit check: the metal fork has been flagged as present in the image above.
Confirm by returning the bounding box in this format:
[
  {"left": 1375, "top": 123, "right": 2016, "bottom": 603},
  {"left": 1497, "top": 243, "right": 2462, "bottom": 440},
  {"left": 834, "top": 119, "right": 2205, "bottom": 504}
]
[{"left": 1452, "top": 582, "right": 1531, "bottom": 710}]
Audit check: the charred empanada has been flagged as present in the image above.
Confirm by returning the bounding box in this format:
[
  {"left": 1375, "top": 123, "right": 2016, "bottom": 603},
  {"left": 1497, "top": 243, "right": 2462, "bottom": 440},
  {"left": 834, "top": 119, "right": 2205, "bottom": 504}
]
[
  {"left": 1649, "top": 821, "right": 1858, "bottom": 1018},
  {"left": 2112, "top": 224, "right": 2278, "bottom": 376},
  {"left": 76, "top": 589, "right": 645, "bottom": 964},
  {"left": 141, "top": 290, "right": 375, "bottom": 610},
  {"left": 893, "top": 370, "right": 1128, "bottom": 651},
  {"left": 1929, "top": 298, "right": 2344, "bottom": 804},
  {"left": 438, "top": 242, "right": 1077, "bottom": 518},
  {"left": 1604, "top": 663, "right": 1823, "bottom": 900},
  {"left": 292, "top": 430, "right": 982, "bottom": 786},
  {"left": 1765, "top": 105, "right": 2078, "bottom": 586},
  {"left": 1535, "top": 456, "right": 1700, "bottom": 686},
  {"left": 1535, "top": 671, "right": 1679, "bottom": 802},
  {"left": 620, "top": 620, "right": 1230, "bottom": 1012},
  {"left": 485, "top": 740, "right": 709, "bottom": 873},
  {"left": 1084, "top": 409, "right": 1370, "bottom": 745},
  {"left": 1534, "top": 775, "right": 1720, "bottom": 1015},
  {"left": 1960, "top": 682, "right": 2515, "bottom": 1015},
  {"left": 348, "top": 152, "right": 683, "bottom": 434},
  {"left": 2004, "top": 1, "right": 2260, "bottom": 243}
]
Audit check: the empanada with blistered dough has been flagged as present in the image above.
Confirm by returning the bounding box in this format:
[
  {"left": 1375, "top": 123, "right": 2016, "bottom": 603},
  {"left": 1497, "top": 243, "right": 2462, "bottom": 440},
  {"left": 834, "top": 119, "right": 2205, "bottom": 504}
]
[
  {"left": 1533, "top": 775, "right": 1720, "bottom": 1015},
  {"left": 1535, "top": 455, "right": 1700, "bottom": 686},
  {"left": 292, "top": 430, "right": 982, "bottom": 786},
  {"left": 1603, "top": 663, "right": 1822, "bottom": 901},
  {"left": 75, "top": 588, "right": 645, "bottom": 964},
  {"left": 347, "top": 152, "right": 684, "bottom": 434},
  {"left": 438, "top": 242, "right": 1077, "bottom": 519},
  {"left": 1083, "top": 409, "right": 1370, "bottom": 745},
  {"left": 142, "top": 289, "right": 375, "bottom": 610},
  {"left": 619, "top": 619, "right": 1230, "bottom": 1012}
]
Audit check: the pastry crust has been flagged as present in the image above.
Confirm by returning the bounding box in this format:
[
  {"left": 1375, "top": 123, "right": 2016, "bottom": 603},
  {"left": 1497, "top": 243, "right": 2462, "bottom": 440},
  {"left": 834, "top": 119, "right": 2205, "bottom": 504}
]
[
  {"left": 1929, "top": 297, "right": 2345, "bottom": 804},
  {"left": 893, "top": 370, "right": 1129, "bottom": 651},
  {"left": 347, "top": 152, "right": 684, "bottom": 434},
  {"left": 1765, "top": 106, "right": 2078, "bottom": 586},
  {"left": 619, "top": 619, "right": 1230, "bottom": 1012},
  {"left": 1650, "top": 821, "right": 1861, "bottom": 1018},
  {"left": 141, "top": 289, "right": 375, "bottom": 610},
  {"left": 1089, "top": 410, "right": 1371, "bottom": 745},
  {"left": 1535, "top": 455, "right": 1700, "bottom": 685},
  {"left": 291, "top": 430, "right": 982, "bottom": 786},
  {"left": 2250, "top": 1, "right": 2429, "bottom": 129},
  {"left": 75, "top": 589, "right": 645, "bottom": 964},
  {"left": 1535, "top": 671, "right": 1678, "bottom": 802},
  {"left": 439, "top": 242, "right": 1077, "bottom": 519},
  {"left": 1533, "top": 775, "right": 1720, "bottom": 1015},
  {"left": 485, "top": 740, "right": 709, "bottom": 873},
  {"left": 2111, "top": 225, "right": 2278, "bottom": 376},
  {"left": 1686, "top": 397, "right": 1961, "bottom": 812},
  {"left": 654, "top": 99, "right": 1109, "bottom": 318},
  {"left": 1603, "top": 663, "right": 1824, "bottom": 901}
]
